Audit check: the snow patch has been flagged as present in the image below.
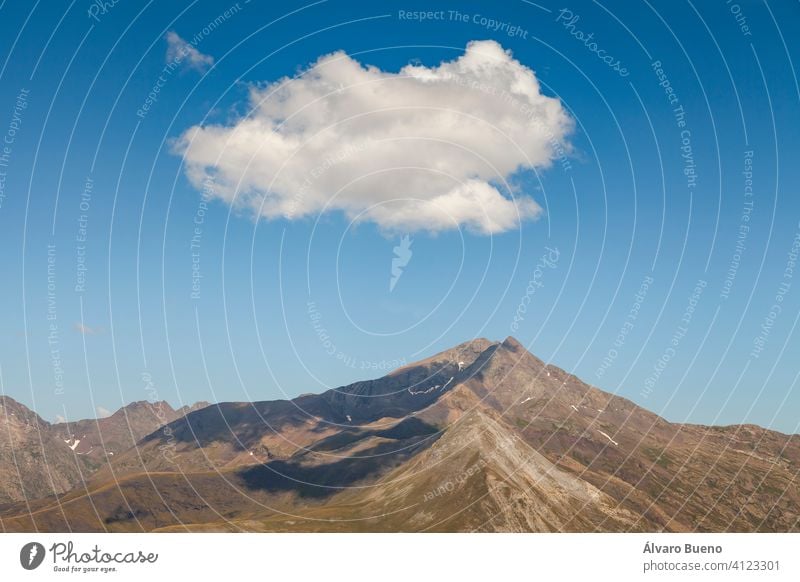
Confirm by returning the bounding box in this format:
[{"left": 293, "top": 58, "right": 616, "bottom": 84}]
[
  {"left": 597, "top": 430, "right": 619, "bottom": 446},
  {"left": 408, "top": 385, "right": 438, "bottom": 395}
]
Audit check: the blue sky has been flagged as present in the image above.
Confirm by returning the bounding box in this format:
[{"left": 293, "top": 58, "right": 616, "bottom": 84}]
[{"left": 0, "top": 0, "right": 799, "bottom": 433}]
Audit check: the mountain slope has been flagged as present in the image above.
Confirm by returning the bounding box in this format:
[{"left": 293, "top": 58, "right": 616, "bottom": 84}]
[{"left": 240, "top": 400, "right": 647, "bottom": 532}]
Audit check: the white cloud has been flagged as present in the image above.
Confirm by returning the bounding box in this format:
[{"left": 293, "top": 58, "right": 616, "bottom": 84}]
[
  {"left": 173, "top": 40, "right": 573, "bottom": 234},
  {"left": 96, "top": 406, "right": 111, "bottom": 418},
  {"left": 165, "top": 31, "right": 214, "bottom": 72},
  {"left": 74, "top": 322, "right": 102, "bottom": 335}
]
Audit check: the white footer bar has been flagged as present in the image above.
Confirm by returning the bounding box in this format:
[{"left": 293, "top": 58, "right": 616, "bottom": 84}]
[{"left": 1, "top": 533, "right": 797, "bottom": 581}]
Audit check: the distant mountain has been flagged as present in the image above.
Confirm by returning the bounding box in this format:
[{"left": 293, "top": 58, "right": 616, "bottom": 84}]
[
  {"left": 0, "top": 396, "right": 91, "bottom": 505},
  {"left": 0, "top": 397, "right": 207, "bottom": 506},
  {"left": 51, "top": 400, "right": 209, "bottom": 464},
  {"left": 1, "top": 338, "right": 798, "bottom": 532}
]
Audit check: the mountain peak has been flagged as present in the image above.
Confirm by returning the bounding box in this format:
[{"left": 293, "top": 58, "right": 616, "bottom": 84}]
[
  {"left": 0, "top": 395, "right": 47, "bottom": 427},
  {"left": 434, "top": 336, "right": 496, "bottom": 359},
  {"left": 501, "top": 336, "right": 525, "bottom": 352},
  {"left": 387, "top": 337, "right": 496, "bottom": 377}
]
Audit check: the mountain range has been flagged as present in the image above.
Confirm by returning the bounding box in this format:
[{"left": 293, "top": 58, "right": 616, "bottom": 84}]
[{"left": 1, "top": 337, "right": 798, "bottom": 532}]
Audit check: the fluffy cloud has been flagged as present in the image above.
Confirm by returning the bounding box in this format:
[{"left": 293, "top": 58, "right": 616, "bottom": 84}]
[
  {"left": 74, "top": 322, "right": 102, "bottom": 335},
  {"left": 173, "top": 40, "right": 572, "bottom": 234},
  {"left": 165, "top": 31, "right": 214, "bottom": 72}
]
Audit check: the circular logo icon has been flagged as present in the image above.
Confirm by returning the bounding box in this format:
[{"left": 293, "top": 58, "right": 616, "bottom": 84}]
[{"left": 19, "top": 542, "right": 45, "bottom": 570}]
